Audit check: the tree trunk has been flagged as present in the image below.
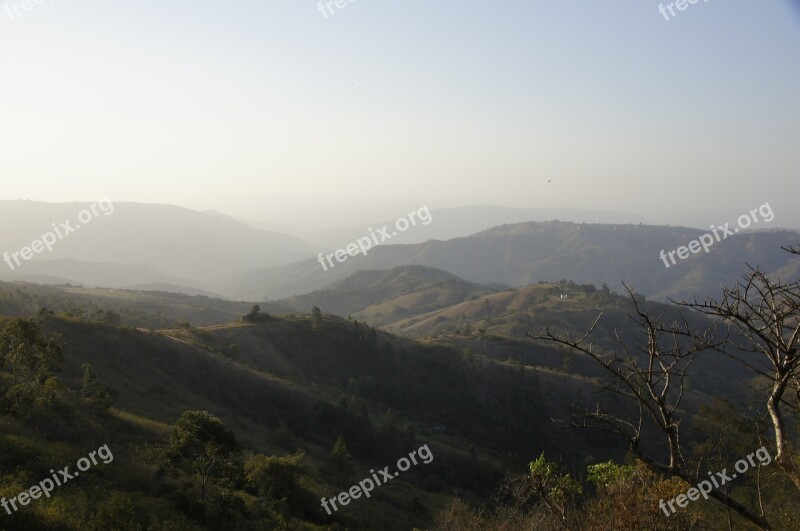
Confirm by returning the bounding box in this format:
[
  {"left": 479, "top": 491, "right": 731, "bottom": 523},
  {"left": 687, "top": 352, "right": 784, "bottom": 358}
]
[{"left": 767, "top": 379, "right": 800, "bottom": 489}]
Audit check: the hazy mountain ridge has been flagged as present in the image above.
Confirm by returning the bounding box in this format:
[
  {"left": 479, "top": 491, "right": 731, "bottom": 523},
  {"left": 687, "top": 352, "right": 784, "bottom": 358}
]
[
  {"left": 5, "top": 202, "right": 798, "bottom": 307},
  {"left": 253, "top": 205, "right": 646, "bottom": 248},
  {"left": 0, "top": 200, "right": 317, "bottom": 283},
  {"left": 222, "top": 222, "right": 800, "bottom": 302}
]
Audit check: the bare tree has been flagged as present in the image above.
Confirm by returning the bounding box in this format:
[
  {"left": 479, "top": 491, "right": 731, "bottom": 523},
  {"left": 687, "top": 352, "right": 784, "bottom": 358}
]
[
  {"left": 528, "top": 283, "right": 772, "bottom": 530},
  {"left": 679, "top": 249, "right": 800, "bottom": 492}
]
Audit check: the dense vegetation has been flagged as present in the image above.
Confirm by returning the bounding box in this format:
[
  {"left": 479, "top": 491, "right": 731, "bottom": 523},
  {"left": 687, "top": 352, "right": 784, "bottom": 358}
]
[
  {"left": 2, "top": 248, "right": 800, "bottom": 529},
  {"left": 0, "top": 308, "right": 569, "bottom": 529}
]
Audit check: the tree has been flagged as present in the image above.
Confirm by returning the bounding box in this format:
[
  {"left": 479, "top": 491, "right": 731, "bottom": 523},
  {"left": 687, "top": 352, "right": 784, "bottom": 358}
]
[
  {"left": 328, "top": 436, "right": 354, "bottom": 487},
  {"left": 530, "top": 283, "right": 773, "bottom": 529},
  {"left": 0, "top": 318, "right": 64, "bottom": 415},
  {"left": 80, "top": 362, "right": 112, "bottom": 411},
  {"left": 505, "top": 453, "right": 581, "bottom": 528},
  {"left": 583, "top": 460, "right": 695, "bottom": 529},
  {"left": 679, "top": 249, "right": 800, "bottom": 492},
  {"left": 243, "top": 304, "right": 270, "bottom": 323},
  {"left": 245, "top": 451, "right": 307, "bottom": 501},
  {"left": 162, "top": 410, "right": 241, "bottom": 501},
  {"left": 0, "top": 318, "right": 62, "bottom": 383},
  {"left": 310, "top": 306, "right": 323, "bottom": 331}
]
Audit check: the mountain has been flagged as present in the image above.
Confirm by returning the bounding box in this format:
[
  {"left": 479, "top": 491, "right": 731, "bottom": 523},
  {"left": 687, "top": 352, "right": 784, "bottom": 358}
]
[
  {"left": 0, "top": 258, "right": 207, "bottom": 291},
  {"left": 6, "top": 202, "right": 798, "bottom": 308},
  {"left": 0, "top": 281, "right": 254, "bottom": 328},
  {"left": 253, "top": 205, "right": 646, "bottom": 249},
  {"left": 273, "top": 270, "right": 748, "bottom": 399},
  {"left": 0, "top": 200, "right": 316, "bottom": 287},
  {"left": 218, "top": 221, "right": 800, "bottom": 302},
  {"left": 124, "top": 283, "right": 226, "bottom": 298},
  {"left": 278, "top": 265, "right": 503, "bottom": 324}
]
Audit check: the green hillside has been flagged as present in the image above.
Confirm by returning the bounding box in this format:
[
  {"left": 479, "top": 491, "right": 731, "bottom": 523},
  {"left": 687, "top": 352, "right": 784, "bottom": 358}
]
[
  {"left": 2, "top": 266, "right": 799, "bottom": 530},
  {"left": 1, "top": 308, "right": 625, "bottom": 530},
  {"left": 279, "top": 266, "right": 501, "bottom": 327}
]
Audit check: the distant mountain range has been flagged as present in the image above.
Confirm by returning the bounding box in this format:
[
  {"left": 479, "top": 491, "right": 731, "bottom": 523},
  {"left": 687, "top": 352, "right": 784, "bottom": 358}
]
[
  {"left": 2, "top": 201, "right": 798, "bottom": 304},
  {"left": 251, "top": 205, "right": 646, "bottom": 248},
  {"left": 223, "top": 222, "right": 800, "bottom": 302},
  {"left": 0, "top": 200, "right": 316, "bottom": 285}
]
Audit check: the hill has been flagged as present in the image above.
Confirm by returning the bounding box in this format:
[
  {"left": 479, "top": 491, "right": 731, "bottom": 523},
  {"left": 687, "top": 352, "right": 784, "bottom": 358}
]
[
  {"left": 257, "top": 205, "right": 645, "bottom": 249},
  {"left": 219, "top": 221, "right": 800, "bottom": 302},
  {"left": 0, "top": 200, "right": 316, "bottom": 288},
  {"left": 0, "top": 281, "right": 254, "bottom": 328},
  {"left": 278, "top": 266, "right": 503, "bottom": 326},
  {"left": 0, "top": 310, "right": 628, "bottom": 530},
  {"left": 277, "top": 272, "right": 750, "bottom": 403},
  {"left": 0, "top": 280, "right": 778, "bottom": 529}
]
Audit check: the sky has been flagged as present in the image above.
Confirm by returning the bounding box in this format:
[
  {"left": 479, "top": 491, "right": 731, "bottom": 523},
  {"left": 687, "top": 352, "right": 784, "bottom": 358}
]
[{"left": 1, "top": 0, "right": 799, "bottom": 229}]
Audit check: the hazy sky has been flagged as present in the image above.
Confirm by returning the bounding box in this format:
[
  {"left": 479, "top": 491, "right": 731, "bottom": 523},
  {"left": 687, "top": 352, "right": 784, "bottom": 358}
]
[{"left": 1, "top": 1, "right": 798, "bottom": 228}]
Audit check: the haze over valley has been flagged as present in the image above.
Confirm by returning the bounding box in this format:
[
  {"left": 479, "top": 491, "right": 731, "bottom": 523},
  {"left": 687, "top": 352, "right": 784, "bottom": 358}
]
[{"left": 1, "top": 2, "right": 799, "bottom": 530}]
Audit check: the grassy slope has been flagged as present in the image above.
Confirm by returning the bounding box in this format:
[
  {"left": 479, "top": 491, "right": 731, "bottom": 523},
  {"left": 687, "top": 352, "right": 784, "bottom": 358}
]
[
  {"left": 0, "top": 270, "right": 764, "bottom": 529},
  {"left": 0, "top": 312, "right": 617, "bottom": 529}
]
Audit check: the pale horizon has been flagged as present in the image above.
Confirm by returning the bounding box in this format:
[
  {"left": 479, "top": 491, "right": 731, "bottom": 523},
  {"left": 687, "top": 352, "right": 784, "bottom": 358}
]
[{"left": 1, "top": 1, "right": 798, "bottom": 228}]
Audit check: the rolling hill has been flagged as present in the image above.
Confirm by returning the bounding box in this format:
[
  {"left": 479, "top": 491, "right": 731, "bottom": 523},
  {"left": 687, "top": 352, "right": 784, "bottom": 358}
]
[
  {"left": 0, "top": 274, "right": 771, "bottom": 529},
  {"left": 278, "top": 266, "right": 503, "bottom": 326},
  {"left": 0, "top": 200, "right": 316, "bottom": 288},
  {"left": 1, "top": 310, "right": 627, "bottom": 530},
  {"left": 219, "top": 221, "right": 800, "bottom": 302}
]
